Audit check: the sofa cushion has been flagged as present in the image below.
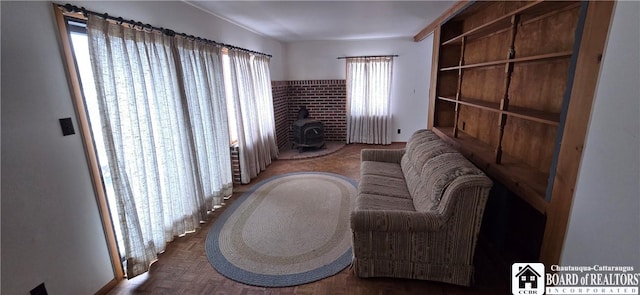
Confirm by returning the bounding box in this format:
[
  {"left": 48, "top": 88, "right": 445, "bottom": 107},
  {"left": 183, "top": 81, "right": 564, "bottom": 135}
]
[
  {"left": 408, "top": 129, "right": 440, "bottom": 144},
  {"left": 356, "top": 193, "right": 416, "bottom": 211},
  {"left": 359, "top": 175, "right": 411, "bottom": 199},
  {"left": 412, "top": 153, "right": 485, "bottom": 212},
  {"left": 404, "top": 140, "right": 455, "bottom": 170},
  {"left": 404, "top": 131, "right": 440, "bottom": 160},
  {"left": 361, "top": 161, "right": 404, "bottom": 179},
  {"left": 401, "top": 140, "right": 457, "bottom": 199},
  {"left": 402, "top": 130, "right": 455, "bottom": 174}
]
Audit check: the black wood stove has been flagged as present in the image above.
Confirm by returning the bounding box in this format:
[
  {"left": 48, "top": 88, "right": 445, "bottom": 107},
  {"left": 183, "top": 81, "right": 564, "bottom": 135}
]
[{"left": 292, "top": 106, "right": 325, "bottom": 152}]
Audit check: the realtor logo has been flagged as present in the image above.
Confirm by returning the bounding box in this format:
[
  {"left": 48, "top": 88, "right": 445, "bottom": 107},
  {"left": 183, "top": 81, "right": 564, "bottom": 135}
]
[{"left": 512, "top": 263, "right": 545, "bottom": 294}]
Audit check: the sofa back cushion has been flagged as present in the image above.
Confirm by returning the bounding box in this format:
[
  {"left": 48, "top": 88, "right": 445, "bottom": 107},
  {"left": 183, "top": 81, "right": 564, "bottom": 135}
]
[
  {"left": 402, "top": 130, "right": 447, "bottom": 169},
  {"left": 401, "top": 130, "right": 457, "bottom": 203},
  {"left": 412, "top": 153, "right": 485, "bottom": 212},
  {"left": 404, "top": 129, "right": 439, "bottom": 155}
]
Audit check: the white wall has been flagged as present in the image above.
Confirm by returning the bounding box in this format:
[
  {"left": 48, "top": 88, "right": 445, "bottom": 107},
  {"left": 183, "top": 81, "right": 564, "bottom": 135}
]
[
  {"left": 0, "top": 1, "right": 284, "bottom": 294},
  {"left": 1, "top": 2, "right": 114, "bottom": 294},
  {"left": 285, "top": 36, "right": 434, "bottom": 142},
  {"left": 561, "top": 1, "right": 640, "bottom": 269}
]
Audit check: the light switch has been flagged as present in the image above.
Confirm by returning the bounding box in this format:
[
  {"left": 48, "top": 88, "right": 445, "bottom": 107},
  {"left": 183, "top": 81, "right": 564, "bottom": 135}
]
[{"left": 59, "top": 118, "right": 75, "bottom": 136}]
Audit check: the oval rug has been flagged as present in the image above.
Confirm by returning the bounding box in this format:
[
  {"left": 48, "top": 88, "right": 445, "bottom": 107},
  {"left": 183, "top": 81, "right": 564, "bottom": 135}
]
[{"left": 205, "top": 172, "right": 357, "bottom": 287}]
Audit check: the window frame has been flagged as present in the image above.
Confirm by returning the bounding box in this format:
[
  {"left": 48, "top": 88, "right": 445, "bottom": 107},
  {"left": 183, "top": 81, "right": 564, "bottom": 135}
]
[{"left": 52, "top": 4, "right": 125, "bottom": 288}]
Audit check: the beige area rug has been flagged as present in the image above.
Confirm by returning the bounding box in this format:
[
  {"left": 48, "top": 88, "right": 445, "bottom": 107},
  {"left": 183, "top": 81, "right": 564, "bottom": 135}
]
[
  {"left": 205, "top": 172, "right": 357, "bottom": 287},
  {"left": 278, "top": 141, "right": 346, "bottom": 160}
]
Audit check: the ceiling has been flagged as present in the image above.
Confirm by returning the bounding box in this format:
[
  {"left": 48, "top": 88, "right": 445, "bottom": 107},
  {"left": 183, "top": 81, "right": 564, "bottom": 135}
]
[{"left": 185, "top": 1, "right": 455, "bottom": 42}]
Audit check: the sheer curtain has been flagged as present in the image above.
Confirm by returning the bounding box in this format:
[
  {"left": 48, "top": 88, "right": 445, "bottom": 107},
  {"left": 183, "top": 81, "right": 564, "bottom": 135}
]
[
  {"left": 174, "top": 37, "right": 233, "bottom": 209},
  {"left": 227, "top": 51, "right": 278, "bottom": 183},
  {"left": 87, "top": 15, "right": 232, "bottom": 278},
  {"left": 346, "top": 57, "right": 394, "bottom": 144}
]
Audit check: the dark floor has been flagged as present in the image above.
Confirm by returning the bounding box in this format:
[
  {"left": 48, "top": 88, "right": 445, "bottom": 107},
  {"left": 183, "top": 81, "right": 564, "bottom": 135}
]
[{"left": 107, "top": 143, "right": 510, "bottom": 294}]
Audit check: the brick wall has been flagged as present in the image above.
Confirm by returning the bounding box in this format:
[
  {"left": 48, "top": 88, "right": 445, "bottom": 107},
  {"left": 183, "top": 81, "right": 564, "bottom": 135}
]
[
  {"left": 271, "top": 80, "right": 347, "bottom": 147},
  {"left": 271, "top": 81, "right": 290, "bottom": 150},
  {"left": 230, "top": 80, "right": 347, "bottom": 185}
]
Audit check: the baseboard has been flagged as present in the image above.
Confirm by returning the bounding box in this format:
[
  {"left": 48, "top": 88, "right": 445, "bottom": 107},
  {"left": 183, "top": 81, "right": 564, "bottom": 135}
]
[{"left": 95, "top": 278, "right": 120, "bottom": 295}]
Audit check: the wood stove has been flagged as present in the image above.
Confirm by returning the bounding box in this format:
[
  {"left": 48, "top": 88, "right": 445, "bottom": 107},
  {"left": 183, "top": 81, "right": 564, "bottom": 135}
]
[{"left": 292, "top": 107, "right": 325, "bottom": 152}]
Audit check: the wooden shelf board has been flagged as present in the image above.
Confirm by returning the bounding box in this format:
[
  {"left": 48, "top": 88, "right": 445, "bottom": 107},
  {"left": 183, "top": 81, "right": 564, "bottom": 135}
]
[
  {"left": 504, "top": 107, "right": 560, "bottom": 126},
  {"left": 442, "top": 1, "right": 543, "bottom": 46},
  {"left": 439, "top": 51, "right": 573, "bottom": 71},
  {"left": 437, "top": 96, "right": 560, "bottom": 126},
  {"left": 439, "top": 96, "right": 499, "bottom": 112},
  {"left": 520, "top": 2, "right": 582, "bottom": 26},
  {"left": 432, "top": 126, "right": 549, "bottom": 213},
  {"left": 518, "top": 1, "right": 581, "bottom": 24},
  {"left": 465, "top": 2, "right": 581, "bottom": 49},
  {"left": 442, "top": 1, "right": 579, "bottom": 46}
]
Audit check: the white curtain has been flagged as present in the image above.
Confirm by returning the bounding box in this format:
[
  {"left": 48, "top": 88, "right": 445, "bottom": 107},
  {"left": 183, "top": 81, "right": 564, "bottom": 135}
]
[
  {"left": 346, "top": 57, "right": 394, "bottom": 144},
  {"left": 87, "top": 15, "right": 232, "bottom": 278},
  {"left": 174, "top": 37, "right": 233, "bottom": 209},
  {"left": 227, "top": 51, "right": 278, "bottom": 184}
]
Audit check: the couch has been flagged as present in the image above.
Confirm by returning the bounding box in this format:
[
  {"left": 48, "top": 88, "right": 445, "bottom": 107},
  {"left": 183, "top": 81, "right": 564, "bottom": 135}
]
[{"left": 350, "top": 129, "right": 493, "bottom": 286}]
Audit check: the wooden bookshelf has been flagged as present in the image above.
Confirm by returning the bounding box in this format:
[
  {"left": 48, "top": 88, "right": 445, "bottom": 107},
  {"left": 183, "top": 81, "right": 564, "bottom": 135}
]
[
  {"left": 422, "top": 0, "right": 614, "bottom": 267},
  {"left": 432, "top": 0, "right": 581, "bottom": 186}
]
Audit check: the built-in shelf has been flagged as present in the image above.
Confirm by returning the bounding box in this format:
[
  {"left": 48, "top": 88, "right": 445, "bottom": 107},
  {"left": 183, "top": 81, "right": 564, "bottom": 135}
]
[
  {"left": 432, "top": 126, "right": 548, "bottom": 214},
  {"left": 439, "top": 51, "right": 574, "bottom": 72},
  {"left": 442, "top": 1, "right": 580, "bottom": 46},
  {"left": 426, "top": 0, "right": 612, "bottom": 268},
  {"left": 438, "top": 96, "right": 560, "bottom": 126}
]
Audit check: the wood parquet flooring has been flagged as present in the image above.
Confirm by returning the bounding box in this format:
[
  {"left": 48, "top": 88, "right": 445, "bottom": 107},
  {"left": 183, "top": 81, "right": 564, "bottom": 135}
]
[{"left": 107, "top": 143, "right": 510, "bottom": 295}]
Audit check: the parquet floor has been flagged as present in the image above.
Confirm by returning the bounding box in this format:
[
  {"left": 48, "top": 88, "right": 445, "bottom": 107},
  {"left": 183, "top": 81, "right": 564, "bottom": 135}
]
[{"left": 107, "top": 143, "right": 510, "bottom": 295}]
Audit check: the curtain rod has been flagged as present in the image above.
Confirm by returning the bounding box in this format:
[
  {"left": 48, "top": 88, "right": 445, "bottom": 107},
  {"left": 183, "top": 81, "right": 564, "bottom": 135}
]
[
  {"left": 336, "top": 55, "right": 398, "bottom": 60},
  {"left": 57, "top": 3, "right": 273, "bottom": 58}
]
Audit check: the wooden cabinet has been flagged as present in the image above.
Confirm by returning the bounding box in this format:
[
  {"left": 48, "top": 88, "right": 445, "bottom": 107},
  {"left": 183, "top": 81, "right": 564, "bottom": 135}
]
[{"left": 425, "top": 1, "right": 614, "bottom": 264}]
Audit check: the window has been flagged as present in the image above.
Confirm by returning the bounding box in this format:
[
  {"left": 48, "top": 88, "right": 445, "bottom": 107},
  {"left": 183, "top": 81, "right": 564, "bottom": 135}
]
[
  {"left": 68, "top": 20, "right": 126, "bottom": 258},
  {"left": 345, "top": 56, "right": 394, "bottom": 144},
  {"left": 57, "top": 7, "right": 276, "bottom": 277},
  {"left": 221, "top": 48, "right": 238, "bottom": 145},
  {"left": 63, "top": 15, "right": 234, "bottom": 278}
]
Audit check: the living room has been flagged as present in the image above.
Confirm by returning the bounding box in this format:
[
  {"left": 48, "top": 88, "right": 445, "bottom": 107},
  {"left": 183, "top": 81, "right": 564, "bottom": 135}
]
[{"left": 1, "top": 1, "right": 638, "bottom": 294}]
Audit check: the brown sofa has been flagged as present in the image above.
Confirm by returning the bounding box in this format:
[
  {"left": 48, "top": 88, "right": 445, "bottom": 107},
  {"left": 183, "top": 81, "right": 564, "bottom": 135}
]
[{"left": 350, "top": 129, "right": 493, "bottom": 286}]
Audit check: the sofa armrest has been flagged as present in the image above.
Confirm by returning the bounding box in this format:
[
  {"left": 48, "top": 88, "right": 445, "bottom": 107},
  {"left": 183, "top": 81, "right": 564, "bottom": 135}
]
[
  {"left": 350, "top": 210, "right": 445, "bottom": 232},
  {"left": 361, "top": 149, "right": 405, "bottom": 163}
]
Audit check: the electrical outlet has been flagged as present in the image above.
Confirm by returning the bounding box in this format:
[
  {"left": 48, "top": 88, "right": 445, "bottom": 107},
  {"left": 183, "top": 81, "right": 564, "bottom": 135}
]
[{"left": 397, "top": 129, "right": 401, "bottom": 134}]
